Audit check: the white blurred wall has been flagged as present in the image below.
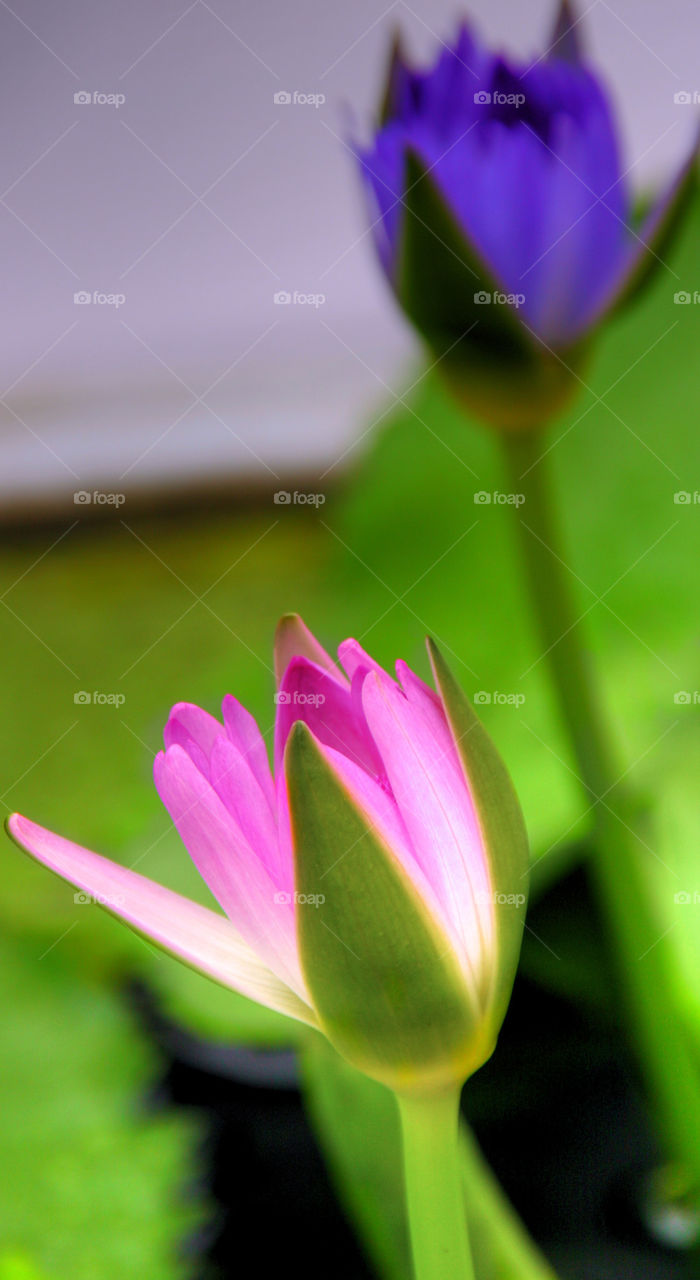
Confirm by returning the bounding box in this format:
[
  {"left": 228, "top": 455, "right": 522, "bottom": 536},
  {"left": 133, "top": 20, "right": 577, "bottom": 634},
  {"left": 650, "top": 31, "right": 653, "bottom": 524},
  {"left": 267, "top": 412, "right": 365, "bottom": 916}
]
[{"left": 1, "top": 0, "right": 698, "bottom": 512}]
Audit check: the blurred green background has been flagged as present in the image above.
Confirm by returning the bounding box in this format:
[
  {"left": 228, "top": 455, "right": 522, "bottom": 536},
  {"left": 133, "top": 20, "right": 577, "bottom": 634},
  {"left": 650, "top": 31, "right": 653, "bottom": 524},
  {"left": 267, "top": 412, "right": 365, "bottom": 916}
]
[{"left": 2, "top": 195, "right": 700, "bottom": 1278}]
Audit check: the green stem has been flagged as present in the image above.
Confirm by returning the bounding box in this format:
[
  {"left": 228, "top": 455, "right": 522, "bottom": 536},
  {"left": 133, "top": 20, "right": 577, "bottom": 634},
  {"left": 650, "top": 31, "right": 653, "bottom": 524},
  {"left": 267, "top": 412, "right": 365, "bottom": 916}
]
[
  {"left": 501, "top": 429, "right": 700, "bottom": 1190},
  {"left": 397, "top": 1088, "right": 475, "bottom": 1280}
]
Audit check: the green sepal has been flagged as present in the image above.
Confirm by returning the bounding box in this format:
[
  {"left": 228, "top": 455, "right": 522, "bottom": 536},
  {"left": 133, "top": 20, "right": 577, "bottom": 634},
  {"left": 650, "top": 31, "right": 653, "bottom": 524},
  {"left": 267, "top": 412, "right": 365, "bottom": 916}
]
[
  {"left": 285, "top": 721, "right": 488, "bottom": 1093},
  {"left": 427, "top": 641, "right": 530, "bottom": 1035},
  {"left": 613, "top": 131, "right": 700, "bottom": 316},
  {"left": 396, "top": 148, "right": 586, "bottom": 430}
]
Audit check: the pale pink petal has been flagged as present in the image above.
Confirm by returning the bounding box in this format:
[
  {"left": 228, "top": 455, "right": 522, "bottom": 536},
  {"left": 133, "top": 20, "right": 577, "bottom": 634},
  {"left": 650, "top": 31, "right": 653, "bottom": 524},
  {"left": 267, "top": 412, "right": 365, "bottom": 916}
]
[
  {"left": 274, "top": 614, "right": 345, "bottom": 686},
  {"left": 361, "top": 669, "right": 493, "bottom": 991},
  {"left": 154, "top": 745, "right": 305, "bottom": 997},
  {"left": 7, "top": 814, "right": 315, "bottom": 1025},
  {"left": 274, "top": 658, "right": 382, "bottom": 777},
  {"left": 221, "top": 694, "right": 275, "bottom": 810}
]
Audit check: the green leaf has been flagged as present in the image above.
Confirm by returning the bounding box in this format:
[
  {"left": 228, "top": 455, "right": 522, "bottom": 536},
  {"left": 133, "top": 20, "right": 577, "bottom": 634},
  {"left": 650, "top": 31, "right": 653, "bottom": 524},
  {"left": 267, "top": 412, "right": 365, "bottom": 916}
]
[
  {"left": 286, "top": 721, "right": 484, "bottom": 1091},
  {"left": 428, "top": 641, "right": 530, "bottom": 1031},
  {"left": 0, "top": 934, "right": 203, "bottom": 1280}
]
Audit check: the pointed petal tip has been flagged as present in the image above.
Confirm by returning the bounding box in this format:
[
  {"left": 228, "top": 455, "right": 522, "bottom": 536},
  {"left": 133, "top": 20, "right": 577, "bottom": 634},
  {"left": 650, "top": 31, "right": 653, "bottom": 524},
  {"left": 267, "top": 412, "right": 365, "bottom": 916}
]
[
  {"left": 274, "top": 613, "right": 340, "bottom": 685},
  {"left": 549, "top": 0, "right": 585, "bottom": 63}
]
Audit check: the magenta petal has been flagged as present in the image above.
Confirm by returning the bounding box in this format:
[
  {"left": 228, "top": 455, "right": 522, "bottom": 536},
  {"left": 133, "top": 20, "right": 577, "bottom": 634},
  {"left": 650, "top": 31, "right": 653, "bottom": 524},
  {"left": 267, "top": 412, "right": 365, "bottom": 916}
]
[
  {"left": 274, "top": 613, "right": 344, "bottom": 686},
  {"left": 154, "top": 745, "right": 304, "bottom": 994},
  {"left": 221, "top": 694, "right": 275, "bottom": 810},
  {"left": 338, "top": 638, "right": 391, "bottom": 683},
  {"left": 164, "top": 701, "right": 225, "bottom": 777},
  {"left": 7, "top": 814, "right": 315, "bottom": 1024},
  {"left": 208, "top": 735, "right": 282, "bottom": 883},
  {"left": 274, "top": 657, "right": 383, "bottom": 778},
  {"left": 361, "top": 669, "right": 493, "bottom": 988}
]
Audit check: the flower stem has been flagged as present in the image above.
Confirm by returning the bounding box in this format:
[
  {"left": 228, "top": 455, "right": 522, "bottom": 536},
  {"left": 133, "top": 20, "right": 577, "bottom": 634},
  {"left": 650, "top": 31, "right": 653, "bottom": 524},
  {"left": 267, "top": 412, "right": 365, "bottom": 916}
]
[
  {"left": 397, "top": 1088, "right": 475, "bottom": 1280},
  {"left": 501, "top": 428, "right": 700, "bottom": 1189}
]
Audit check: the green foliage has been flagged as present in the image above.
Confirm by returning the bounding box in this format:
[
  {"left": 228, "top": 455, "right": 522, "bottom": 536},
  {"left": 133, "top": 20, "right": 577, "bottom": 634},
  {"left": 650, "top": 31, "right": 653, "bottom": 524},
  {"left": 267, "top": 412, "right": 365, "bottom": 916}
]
[{"left": 0, "top": 935, "right": 203, "bottom": 1279}]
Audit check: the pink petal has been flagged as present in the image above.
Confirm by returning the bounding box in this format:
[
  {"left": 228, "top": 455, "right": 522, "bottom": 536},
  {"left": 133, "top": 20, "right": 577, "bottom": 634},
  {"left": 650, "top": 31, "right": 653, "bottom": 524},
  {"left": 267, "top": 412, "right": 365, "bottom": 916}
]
[
  {"left": 274, "top": 613, "right": 344, "bottom": 686},
  {"left": 154, "top": 745, "right": 305, "bottom": 996},
  {"left": 164, "top": 701, "right": 224, "bottom": 777},
  {"left": 338, "top": 637, "right": 390, "bottom": 683},
  {"left": 7, "top": 814, "right": 315, "bottom": 1025},
  {"left": 274, "top": 657, "right": 382, "bottom": 777},
  {"left": 361, "top": 669, "right": 494, "bottom": 990},
  {"left": 275, "top": 767, "right": 295, "bottom": 896},
  {"left": 208, "top": 735, "right": 282, "bottom": 883},
  {"left": 222, "top": 694, "right": 275, "bottom": 810}
]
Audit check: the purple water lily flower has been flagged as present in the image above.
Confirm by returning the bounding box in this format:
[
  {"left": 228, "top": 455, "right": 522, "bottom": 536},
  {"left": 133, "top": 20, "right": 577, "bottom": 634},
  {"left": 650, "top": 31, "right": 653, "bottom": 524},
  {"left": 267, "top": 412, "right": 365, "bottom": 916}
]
[{"left": 357, "top": 2, "right": 698, "bottom": 428}]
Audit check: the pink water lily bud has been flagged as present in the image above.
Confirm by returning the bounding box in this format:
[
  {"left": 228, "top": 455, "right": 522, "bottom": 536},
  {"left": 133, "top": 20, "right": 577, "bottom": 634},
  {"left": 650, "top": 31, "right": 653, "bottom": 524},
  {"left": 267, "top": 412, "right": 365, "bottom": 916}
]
[{"left": 8, "top": 616, "right": 529, "bottom": 1092}]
